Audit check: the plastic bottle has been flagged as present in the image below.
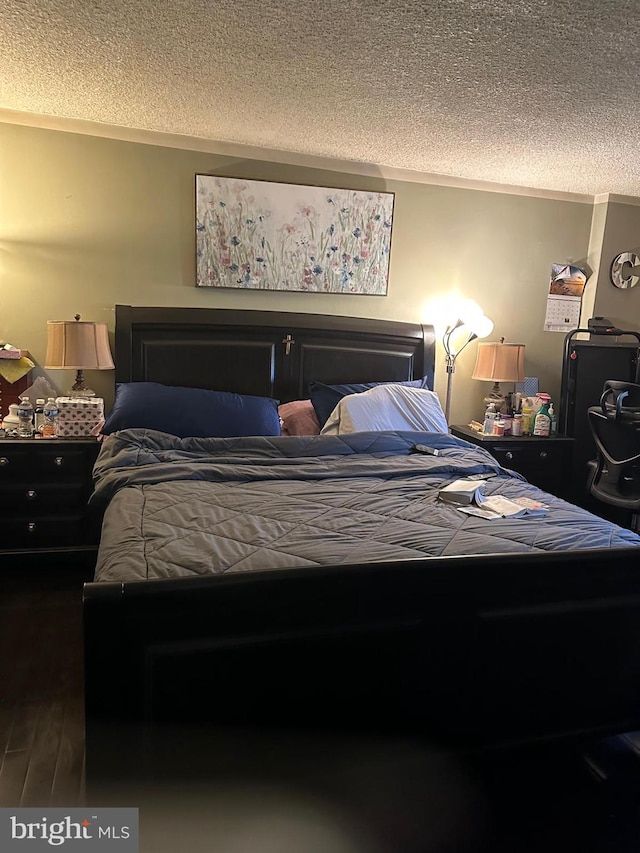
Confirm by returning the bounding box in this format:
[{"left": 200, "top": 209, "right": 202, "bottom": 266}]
[
  {"left": 535, "top": 393, "right": 551, "bottom": 413},
  {"left": 511, "top": 413, "right": 523, "bottom": 436},
  {"left": 483, "top": 403, "right": 497, "bottom": 435},
  {"left": 17, "top": 396, "right": 34, "bottom": 438},
  {"left": 548, "top": 403, "right": 557, "bottom": 436},
  {"left": 34, "top": 398, "right": 45, "bottom": 434},
  {"left": 41, "top": 397, "right": 59, "bottom": 438},
  {"left": 533, "top": 402, "right": 551, "bottom": 437}
]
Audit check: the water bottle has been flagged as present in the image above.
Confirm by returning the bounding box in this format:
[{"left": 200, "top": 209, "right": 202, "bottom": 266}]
[
  {"left": 483, "top": 403, "right": 497, "bottom": 435},
  {"left": 17, "top": 396, "right": 34, "bottom": 438},
  {"left": 41, "top": 397, "right": 59, "bottom": 438}
]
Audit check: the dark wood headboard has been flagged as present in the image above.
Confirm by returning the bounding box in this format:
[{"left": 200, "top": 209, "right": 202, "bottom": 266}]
[{"left": 114, "top": 306, "right": 436, "bottom": 403}]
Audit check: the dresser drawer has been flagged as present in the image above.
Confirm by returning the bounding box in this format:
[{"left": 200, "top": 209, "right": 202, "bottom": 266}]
[
  {"left": 2, "top": 482, "right": 89, "bottom": 515},
  {"left": 490, "top": 443, "right": 566, "bottom": 472},
  {"left": 0, "top": 514, "right": 88, "bottom": 549},
  {"left": 0, "top": 446, "right": 33, "bottom": 478},
  {"left": 34, "top": 446, "right": 92, "bottom": 479},
  {"left": 490, "top": 444, "right": 570, "bottom": 495},
  {"left": 0, "top": 444, "right": 91, "bottom": 480}
]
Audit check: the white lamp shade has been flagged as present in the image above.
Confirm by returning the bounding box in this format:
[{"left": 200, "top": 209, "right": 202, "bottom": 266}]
[
  {"left": 45, "top": 320, "right": 114, "bottom": 370},
  {"left": 469, "top": 314, "right": 494, "bottom": 339},
  {"left": 472, "top": 342, "right": 525, "bottom": 382}
]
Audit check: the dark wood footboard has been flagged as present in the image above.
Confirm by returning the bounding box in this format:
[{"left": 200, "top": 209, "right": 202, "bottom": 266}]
[{"left": 83, "top": 548, "right": 640, "bottom": 752}]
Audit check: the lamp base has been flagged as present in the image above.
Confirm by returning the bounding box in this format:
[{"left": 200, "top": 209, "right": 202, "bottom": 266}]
[
  {"left": 483, "top": 382, "right": 507, "bottom": 414},
  {"left": 69, "top": 369, "right": 96, "bottom": 397}
]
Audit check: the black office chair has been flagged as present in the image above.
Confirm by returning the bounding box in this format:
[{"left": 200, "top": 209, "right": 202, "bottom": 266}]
[{"left": 586, "top": 381, "right": 640, "bottom": 529}]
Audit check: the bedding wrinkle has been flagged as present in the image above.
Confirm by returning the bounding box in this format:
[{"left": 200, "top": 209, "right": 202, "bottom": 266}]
[
  {"left": 92, "top": 429, "right": 640, "bottom": 583},
  {"left": 123, "top": 481, "right": 341, "bottom": 575},
  {"left": 96, "top": 484, "right": 152, "bottom": 581}
]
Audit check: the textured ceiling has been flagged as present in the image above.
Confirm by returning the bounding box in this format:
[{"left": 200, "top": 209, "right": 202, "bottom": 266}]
[{"left": 2, "top": 0, "right": 640, "bottom": 196}]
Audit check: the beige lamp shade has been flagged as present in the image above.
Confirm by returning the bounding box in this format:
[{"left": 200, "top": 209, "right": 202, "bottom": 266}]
[
  {"left": 472, "top": 342, "right": 525, "bottom": 382},
  {"left": 45, "top": 320, "right": 114, "bottom": 370},
  {"left": 45, "top": 317, "right": 114, "bottom": 396}
]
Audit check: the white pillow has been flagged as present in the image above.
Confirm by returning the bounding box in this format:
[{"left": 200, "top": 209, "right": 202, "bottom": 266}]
[{"left": 321, "top": 384, "right": 448, "bottom": 435}]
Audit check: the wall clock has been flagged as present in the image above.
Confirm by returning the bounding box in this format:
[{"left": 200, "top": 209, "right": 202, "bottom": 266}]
[{"left": 610, "top": 252, "right": 640, "bottom": 289}]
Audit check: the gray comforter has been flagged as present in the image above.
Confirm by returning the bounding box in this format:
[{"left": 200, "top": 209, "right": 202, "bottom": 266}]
[{"left": 92, "top": 429, "right": 640, "bottom": 582}]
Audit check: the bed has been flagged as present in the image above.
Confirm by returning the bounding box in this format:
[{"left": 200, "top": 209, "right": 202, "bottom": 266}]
[{"left": 84, "top": 305, "right": 640, "bottom": 753}]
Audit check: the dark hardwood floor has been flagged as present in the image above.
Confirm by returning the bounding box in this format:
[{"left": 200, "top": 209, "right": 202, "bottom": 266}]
[{"left": 0, "top": 553, "right": 92, "bottom": 808}]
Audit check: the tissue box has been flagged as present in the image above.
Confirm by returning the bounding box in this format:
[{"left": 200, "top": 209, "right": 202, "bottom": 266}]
[{"left": 55, "top": 396, "right": 104, "bottom": 437}]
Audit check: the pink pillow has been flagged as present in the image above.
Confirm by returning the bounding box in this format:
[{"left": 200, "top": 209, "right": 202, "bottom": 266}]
[{"left": 278, "top": 400, "right": 321, "bottom": 436}]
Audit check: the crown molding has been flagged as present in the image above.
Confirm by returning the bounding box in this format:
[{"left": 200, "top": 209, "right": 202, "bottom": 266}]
[
  {"left": 0, "top": 107, "right": 594, "bottom": 203},
  {"left": 595, "top": 193, "right": 640, "bottom": 207}
]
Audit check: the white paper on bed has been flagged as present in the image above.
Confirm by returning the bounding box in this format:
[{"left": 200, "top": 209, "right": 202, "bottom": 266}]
[{"left": 321, "top": 384, "right": 448, "bottom": 435}]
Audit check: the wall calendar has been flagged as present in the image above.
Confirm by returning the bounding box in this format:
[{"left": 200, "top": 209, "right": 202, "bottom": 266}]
[{"left": 543, "top": 264, "right": 587, "bottom": 332}]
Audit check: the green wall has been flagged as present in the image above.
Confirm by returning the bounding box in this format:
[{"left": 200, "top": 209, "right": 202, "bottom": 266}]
[
  {"left": 592, "top": 200, "right": 640, "bottom": 330},
  {"left": 0, "top": 122, "right": 594, "bottom": 424}
]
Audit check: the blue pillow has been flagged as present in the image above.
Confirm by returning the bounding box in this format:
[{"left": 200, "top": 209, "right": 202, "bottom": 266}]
[
  {"left": 102, "top": 382, "right": 280, "bottom": 438},
  {"left": 309, "top": 377, "right": 433, "bottom": 426}
]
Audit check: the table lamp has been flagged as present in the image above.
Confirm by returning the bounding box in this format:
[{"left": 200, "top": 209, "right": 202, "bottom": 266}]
[
  {"left": 45, "top": 314, "right": 114, "bottom": 396},
  {"left": 472, "top": 338, "right": 525, "bottom": 413}
]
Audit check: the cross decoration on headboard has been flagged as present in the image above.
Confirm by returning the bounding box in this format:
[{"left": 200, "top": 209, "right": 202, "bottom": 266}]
[{"left": 281, "top": 334, "right": 295, "bottom": 356}]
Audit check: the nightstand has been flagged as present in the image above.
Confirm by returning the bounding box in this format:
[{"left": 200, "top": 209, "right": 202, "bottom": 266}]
[
  {"left": 0, "top": 437, "right": 100, "bottom": 555},
  {"left": 450, "top": 425, "right": 574, "bottom": 500}
]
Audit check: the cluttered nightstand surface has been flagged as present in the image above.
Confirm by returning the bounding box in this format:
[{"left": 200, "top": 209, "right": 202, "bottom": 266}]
[
  {"left": 450, "top": 424, "right": 574, "bottom": 500},
  {"left": 0, "top": 437, "right": 100, "bottom": 554}
]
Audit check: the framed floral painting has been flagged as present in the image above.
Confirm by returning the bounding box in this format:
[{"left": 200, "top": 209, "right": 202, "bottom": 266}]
[{"left": 195, "top": 175, "right": 394, "bottom": 294}]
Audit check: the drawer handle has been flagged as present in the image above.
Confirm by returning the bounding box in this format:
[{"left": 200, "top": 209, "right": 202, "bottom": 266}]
[
  {"left": 53, "top": 456, "right": 64, "bottom": 467},
  {"left": 505, "top": 451, "right": 513, "bottom": 460},
  {"left": 26, "top": 490, "right": 37, "bottom": 500},
  {"left": 27, "top": 522, "right": 37, "bottom": 533},
  {"left": 0, "top": 457, "right": 8, "bottom": 466},
  {"left": 539, "top": 451, "right": 548, "bottom": 459}
]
